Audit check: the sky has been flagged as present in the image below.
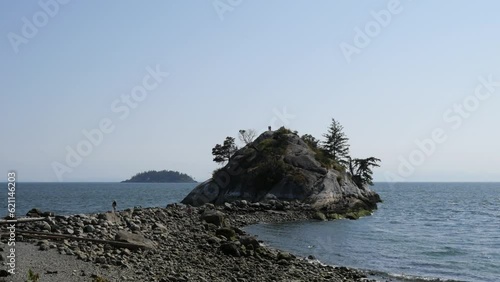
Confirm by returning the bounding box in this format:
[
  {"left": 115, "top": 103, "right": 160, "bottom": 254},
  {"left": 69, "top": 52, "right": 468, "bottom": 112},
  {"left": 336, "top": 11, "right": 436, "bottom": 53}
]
[{"left": 1, "top": 0, "right": 500, "bottom": 182}]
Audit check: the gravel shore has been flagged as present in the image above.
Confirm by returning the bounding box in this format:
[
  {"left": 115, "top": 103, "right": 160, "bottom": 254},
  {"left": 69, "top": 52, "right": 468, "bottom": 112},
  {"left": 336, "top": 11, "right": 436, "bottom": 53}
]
[{"left": 1, "top": 201, "right": 375, "bottom": 282}]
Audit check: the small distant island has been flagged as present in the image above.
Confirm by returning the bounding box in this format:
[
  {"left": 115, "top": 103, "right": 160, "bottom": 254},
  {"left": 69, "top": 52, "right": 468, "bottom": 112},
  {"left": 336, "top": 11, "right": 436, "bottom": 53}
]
[{"left": 122, "top": 170, "right": 197, "bottom": 183}]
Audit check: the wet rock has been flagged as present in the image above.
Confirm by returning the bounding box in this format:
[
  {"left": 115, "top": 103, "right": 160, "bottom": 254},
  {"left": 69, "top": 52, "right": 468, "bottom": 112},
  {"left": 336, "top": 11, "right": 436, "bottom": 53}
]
[{"left": 313, "top": 211, "right": 327, "bottom": 221}]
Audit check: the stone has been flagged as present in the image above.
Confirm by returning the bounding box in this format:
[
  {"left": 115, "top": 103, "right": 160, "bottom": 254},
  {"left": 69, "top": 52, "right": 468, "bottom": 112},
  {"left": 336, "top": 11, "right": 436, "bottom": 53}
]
[
  {"left": 84, "top": 225, "right": 95, "bottom": 233},
  {"left": 42, "top": 211, "right": 54, "bottom": 217},
  {"left": 115, "top": 231, "right": 157, "bottom": 249},
  {"left": 239, "top": 236, "right": 260, "bottom": 250},
  {"left": 153, "top": 222, "right": 168, "bottom": 232},
  {"left": 216, "top": 228, "right": 237, "bottom": 240},
  {"left": 277, "top": 251, "right": 293, "bottom": 261},
  {"left": 313, "top": 211, "right": 327, "bottom": 221},
  {"left": 39, "top": 221, "right": 52, "bottom": 232},
  {"left": 26, "top": 208, "right": 42, "bottom": 217},
  {"left": 130, "top": 223, "right": 141, "bottom": 231},
  {"left": 201, "top": 210, "right": 226, "bottom": 227},
  {"left": 96, "top": 257, "right": 107, "bottom": 264},
  {"left": 207, "top": 236, "right": 222, "bottom": 245},
  {"left": 98, "top": 212, "right": 122, "bottom": 225},
  {"left": 220, "top": 242, "right": 240, "bottom": 257}
]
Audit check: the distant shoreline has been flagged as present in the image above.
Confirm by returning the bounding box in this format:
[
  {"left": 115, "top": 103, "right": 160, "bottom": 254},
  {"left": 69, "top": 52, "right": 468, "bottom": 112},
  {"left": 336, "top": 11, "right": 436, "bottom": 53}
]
[{"left": 122, "top": 170, "right": 197, "bottom": 183}]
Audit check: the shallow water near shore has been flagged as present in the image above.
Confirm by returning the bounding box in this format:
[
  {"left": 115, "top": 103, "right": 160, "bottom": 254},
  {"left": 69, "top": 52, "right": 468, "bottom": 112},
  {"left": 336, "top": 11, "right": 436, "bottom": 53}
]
[
  {"left": 244, "top": 183, "right": 500, "bottom": 282},
  {"left": 2, "top": 182, "right": 499, "bottom": 281}
]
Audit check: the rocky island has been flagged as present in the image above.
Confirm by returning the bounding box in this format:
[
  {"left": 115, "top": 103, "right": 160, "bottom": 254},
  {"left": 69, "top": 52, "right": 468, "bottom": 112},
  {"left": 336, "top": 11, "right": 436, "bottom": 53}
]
[
  {"left": 122, "top": 170, "right": 196, "bottom": 183},
  {"left": 183, "top": 125, "right": 381, "bottom": 220}
]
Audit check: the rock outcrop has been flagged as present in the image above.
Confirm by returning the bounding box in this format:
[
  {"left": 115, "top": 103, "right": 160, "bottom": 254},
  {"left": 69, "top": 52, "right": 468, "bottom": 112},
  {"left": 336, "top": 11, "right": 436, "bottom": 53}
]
[{"left": 182, "top": 129, "right": 381, "bottom": 215}]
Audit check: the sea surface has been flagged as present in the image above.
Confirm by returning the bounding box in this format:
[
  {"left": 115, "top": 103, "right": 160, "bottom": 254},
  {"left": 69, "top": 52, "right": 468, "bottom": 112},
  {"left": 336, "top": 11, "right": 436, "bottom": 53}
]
[
  {"left": 0, "top": 182, "right": 197, "bottom": 216},
  {"left": 1, "top": 182, "right": 499, "bottom": 282},
  {"left": 245, "top": 183, "right": 500, "bottom": 282}
]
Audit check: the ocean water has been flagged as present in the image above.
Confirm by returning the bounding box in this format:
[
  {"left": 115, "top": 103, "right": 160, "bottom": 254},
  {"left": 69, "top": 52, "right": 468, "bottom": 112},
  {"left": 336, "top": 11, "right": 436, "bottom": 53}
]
[
  {"left": 0, "top": 182, "right": 197, "bottom": 216},
  {"left": 245, "top": 183, "right": 500, "bottom": 282},
  {"left": 1, "top": 182, "right": 498, "bottom": 281}
]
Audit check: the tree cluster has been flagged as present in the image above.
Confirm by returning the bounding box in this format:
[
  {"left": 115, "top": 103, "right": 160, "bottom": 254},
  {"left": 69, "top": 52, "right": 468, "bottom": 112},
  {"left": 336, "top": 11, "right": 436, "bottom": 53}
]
[
  {"left": 302, "top": 118, "right": 381, "bottom": 186},
  {"left": 122, "top": 170, "right": 196, "bottom": 183},
  {"left": 210, "top": 121, "right": 381, "bottom": 187}
]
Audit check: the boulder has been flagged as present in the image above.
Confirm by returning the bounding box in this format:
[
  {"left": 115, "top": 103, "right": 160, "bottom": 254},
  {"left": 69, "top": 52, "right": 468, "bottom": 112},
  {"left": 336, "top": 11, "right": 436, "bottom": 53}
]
[
  {"left": 201, "top": 210, "right": 226, "bottom": 227},
  {"left": 220, "top": 242, "right": 240, "bottom": 257},
  {"left": 98, "top": 212, "right": 122, "bottom": 225},
  {"left": 313, "top": 211, "right": 327, "bottom": 221},
  {"left": 239, "top": 236, "right": 260, "bottom": 250},
  {"left": 115, "top": 231, "right": 156, "bottom": 249},
  {"left": 216, "top": 228, "right": 237, "bottom": 241},
  {"left": 26, "top": 208, "right": 42, "bottom": 217},
  {"left": 152, "top": 222, "right": 168, "bottom": 232}
]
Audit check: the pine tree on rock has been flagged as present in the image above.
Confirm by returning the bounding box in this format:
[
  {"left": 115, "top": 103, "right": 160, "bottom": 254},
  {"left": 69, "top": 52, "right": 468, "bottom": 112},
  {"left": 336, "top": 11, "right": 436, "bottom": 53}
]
[
  {"left": 212, "top": 137, "right": 238, "bottom": 165},
  {"left": 323, "top": 119, "right": 350, "bottom": 165}
]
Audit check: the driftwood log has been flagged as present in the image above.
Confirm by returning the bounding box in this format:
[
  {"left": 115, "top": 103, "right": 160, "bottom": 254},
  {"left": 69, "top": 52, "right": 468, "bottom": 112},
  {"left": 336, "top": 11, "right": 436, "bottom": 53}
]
[
  {"left": 0, "top": 217, "right": 47, "bottom": 225},
  {"left": 5, "top": 230, "right": 149, "bottom": 250}
]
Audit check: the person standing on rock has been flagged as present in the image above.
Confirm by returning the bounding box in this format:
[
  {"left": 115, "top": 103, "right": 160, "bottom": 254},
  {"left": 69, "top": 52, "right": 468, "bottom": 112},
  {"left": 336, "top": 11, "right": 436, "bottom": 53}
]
[{"left": 112, "top": 200, "right": 117, "bottom": 213}]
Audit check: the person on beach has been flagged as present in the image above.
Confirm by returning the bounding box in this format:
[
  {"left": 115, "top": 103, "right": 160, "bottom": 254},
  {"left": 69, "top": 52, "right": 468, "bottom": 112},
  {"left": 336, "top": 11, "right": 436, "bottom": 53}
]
[{"left": 112, "top": 200, "right": 117, "bottom": 212}]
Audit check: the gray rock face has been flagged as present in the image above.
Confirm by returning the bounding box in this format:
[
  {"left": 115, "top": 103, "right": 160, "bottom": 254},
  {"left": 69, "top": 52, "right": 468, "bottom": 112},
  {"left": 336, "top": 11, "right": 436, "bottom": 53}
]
[{"left": 182, "top": 130, "right": 381, "bottom": 213}]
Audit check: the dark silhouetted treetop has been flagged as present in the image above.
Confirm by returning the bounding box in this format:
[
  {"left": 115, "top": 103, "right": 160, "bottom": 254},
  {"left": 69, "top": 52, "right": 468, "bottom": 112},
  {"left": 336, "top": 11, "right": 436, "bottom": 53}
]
[
  {"left": 212, "top": 136, "right": 238, "bottom": 165},
  {"left": 348, "top": 157, "right": 381, "bottom": 186},
  {"left": 122, "top": 170, "right": 196, "bottom": 183}
]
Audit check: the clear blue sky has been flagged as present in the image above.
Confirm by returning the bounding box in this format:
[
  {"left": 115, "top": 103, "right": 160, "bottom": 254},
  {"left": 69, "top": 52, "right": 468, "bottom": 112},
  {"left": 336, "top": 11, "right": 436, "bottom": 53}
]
[{"left": 1, "top": 0, "right": 500, "bottom": 182}]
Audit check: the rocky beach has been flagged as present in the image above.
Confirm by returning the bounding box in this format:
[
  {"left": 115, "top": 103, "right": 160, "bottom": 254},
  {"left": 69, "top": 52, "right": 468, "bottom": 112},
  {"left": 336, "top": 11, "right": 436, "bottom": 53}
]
[{"left": 1, "top": 201, "right": 374, "bottom": 282}]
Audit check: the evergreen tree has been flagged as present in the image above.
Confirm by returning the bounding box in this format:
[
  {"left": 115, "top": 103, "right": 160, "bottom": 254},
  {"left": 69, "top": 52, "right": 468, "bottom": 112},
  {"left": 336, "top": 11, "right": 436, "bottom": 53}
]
[
  {"left": 212, "top": 137, "right": 238, "bottom": 164},
  {"left": 323, "top": 119, "right": 350, "bottom": 164},
  {"left": 348, "top": 157, "right": 381, "bottom": 186}
]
